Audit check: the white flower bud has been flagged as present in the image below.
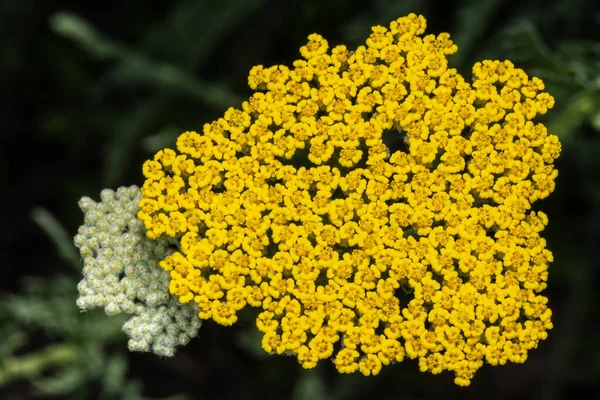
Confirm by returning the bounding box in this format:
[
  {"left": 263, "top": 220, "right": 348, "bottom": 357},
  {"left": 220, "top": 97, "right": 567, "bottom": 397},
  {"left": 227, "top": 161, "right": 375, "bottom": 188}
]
[
  {"left": 177, "top": 333, "right": 191, "bottom": 346},
  {"left": 73, "top": 234, "right": 86, "bottom": 247},
  {"left": 74, "top": 185, "right": 201, "bottom": 357},
  {"left": 128, "top": 339, "right": 150, "bottom": 353},
  {"left": 105, "top": 302, "right": 121, "bottom": 316},
  {"left": 152, "top": 343, "right": 175, "bottom": 358},
  {"left": 91, "top": 294, "right": 107, "bottom": 307},
  {"left": 76, "top": 296, "right": 91, "bottom": 310}
]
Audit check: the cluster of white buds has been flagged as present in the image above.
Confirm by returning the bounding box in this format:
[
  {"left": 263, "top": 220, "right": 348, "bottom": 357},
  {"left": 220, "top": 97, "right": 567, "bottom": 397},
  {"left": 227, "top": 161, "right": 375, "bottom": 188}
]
[{"left": 74, "top": 186, "right": 201, "bottom": 357}]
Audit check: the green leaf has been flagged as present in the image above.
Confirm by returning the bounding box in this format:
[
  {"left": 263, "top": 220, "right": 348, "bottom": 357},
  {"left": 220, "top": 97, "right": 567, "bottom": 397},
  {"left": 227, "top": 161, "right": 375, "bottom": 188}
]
[
  {"left": 591, "top": 109, "right": 600, "bottom": 131},
  {"left": 121, "top": 380, "right": 143, "bottom": 400},
  {"left": 499, "top": 20, "right": 558, "bottom": 66},
  {"left": 50, "top": 12, "right": 124, "bottom": 59},
  {"left": 236, "top": 328, "right": 269, "bottom": 359},
  {"left": 103, "top": 96, "right": 171, "bottom": 187},
  {"left": 31, "top": 207, "right": 81, "bottom": 270},
  {"left": 140, "top": 127, "right": 182, "bottom": 153},
  {"left": 451, "top": 0, "right": 503, "bottom": 67},
  {"left": 0, "top": 329, "right": 28, "bottom": 359},
  {"left": 342, "top": 0, "right": 424, "bottom": 45},
  {"left": 33, "top": 365, "right": 86, "bottom": 396},
  {"left": 50, "top": 11, "right": 243, "bottom": 109},
  {"left": 6, "top": 279, "right": 78, "bottom": 336},
  {"left": 143, "top": 0, "right": 269, "bottom": 70},
  {"left": 0, "top": 343, "right": 79, "bottom": 387},
  {"left": 102, "top": 354, "right": 128, "bottom": 396},
  {"left": 292, "top": 369, "right": 330, "bottom": 400},
  {"left": 548, "top": 90, "right": 600, "bottom": 145},
  {"left": 78, "top": 308, "right": 126, "bottom": 343}
]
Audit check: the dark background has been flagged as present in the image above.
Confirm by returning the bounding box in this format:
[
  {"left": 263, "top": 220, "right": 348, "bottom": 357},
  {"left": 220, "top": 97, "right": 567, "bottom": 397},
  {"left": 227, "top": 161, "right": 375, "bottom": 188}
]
[{"left": 1, "top": 0, "right": 599, "bottom": 399}]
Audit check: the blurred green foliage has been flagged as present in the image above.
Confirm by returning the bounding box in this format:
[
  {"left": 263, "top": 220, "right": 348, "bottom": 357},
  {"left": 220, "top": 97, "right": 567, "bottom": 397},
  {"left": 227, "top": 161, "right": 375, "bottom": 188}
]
[
  {"left": 2, "top": 0, "right": 600, "bottom": 399},
  {"left": 0, "top": 271, "right": 137, "bottom": 398}
]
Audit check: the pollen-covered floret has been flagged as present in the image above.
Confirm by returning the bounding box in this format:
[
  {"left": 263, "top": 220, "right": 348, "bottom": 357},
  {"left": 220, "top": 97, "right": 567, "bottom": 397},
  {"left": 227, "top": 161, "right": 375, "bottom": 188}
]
[
  {"left": 137, "top": 13, "right": 559, "bottom": 385},
  {"left": 75, "top": 186, "right": 201, "bottom": 357}
]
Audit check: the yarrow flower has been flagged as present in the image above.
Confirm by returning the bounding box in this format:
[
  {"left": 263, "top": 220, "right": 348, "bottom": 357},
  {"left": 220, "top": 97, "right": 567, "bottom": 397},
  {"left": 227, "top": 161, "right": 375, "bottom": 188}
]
[
  {"left": 135, "top": 14, "right": 560, "bottom": 385},
  {"left": 75, "top": 186, "right": 201, "bottom": 357}
]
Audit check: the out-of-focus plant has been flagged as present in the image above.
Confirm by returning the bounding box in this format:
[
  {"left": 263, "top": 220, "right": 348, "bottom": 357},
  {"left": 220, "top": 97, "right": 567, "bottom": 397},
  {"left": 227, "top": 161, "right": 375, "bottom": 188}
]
[
  {"left": 2, "top": 0, "right": 600, "bottom": 398},
  {"left": 1, "top": 208, "right": 197, "bottom": 399},
  {"left": 0, "top": 209, "right": 141, "bottom": 399}
]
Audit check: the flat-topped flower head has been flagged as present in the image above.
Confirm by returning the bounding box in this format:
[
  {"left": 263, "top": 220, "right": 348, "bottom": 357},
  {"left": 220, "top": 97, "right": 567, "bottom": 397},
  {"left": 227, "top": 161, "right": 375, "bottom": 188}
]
[
  {"left": 137, "top": 13, "right": 559, "bottom": 385},
  {"left": 75, "top": 186, "right": 201, "bottom": 357}
]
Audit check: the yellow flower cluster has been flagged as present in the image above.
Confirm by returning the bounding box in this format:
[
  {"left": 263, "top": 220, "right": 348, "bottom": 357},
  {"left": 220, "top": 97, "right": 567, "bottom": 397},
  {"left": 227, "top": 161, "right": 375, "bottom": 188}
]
[{"left": 137, "top": 14, "right": 560, "bottom": 386}]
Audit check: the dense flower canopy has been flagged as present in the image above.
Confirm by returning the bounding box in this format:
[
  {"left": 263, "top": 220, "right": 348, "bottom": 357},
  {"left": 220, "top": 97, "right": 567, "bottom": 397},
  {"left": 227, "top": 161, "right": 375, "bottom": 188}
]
[
  {"left": 75, "top": 187, "right": 201, "bottom": 357},
  {"left": 136, "top": 14, "right": 560, "bottom": 385}
]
